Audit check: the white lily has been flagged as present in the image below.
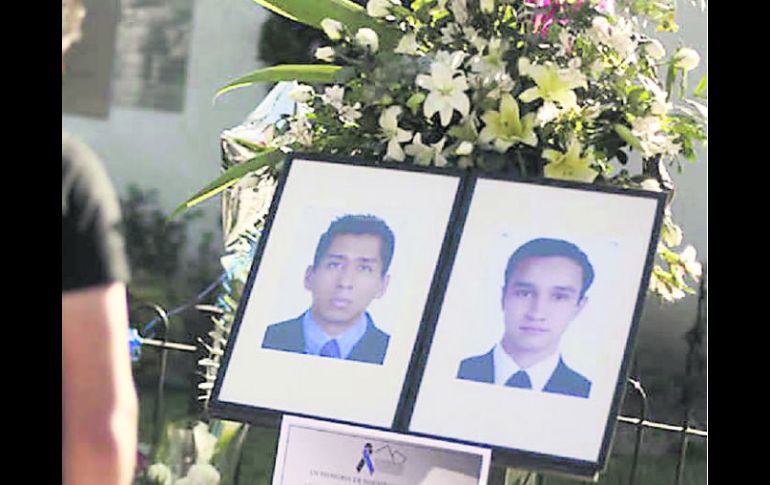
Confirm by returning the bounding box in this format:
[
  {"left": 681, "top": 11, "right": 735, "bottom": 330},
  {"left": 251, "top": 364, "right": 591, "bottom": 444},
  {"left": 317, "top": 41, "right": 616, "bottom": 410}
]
[
  {"left": 379, "top": 106, "right": 413, "bottom": 161},
  {"left": 405, "top": 133, "right": 448, "bottom": 166},
  {"left": 416, "top": 54, "right": 470, "bottom": 126},
  {"left": 518, "top": 57, "right": 587, "bottom": 111},
  {"left": 470, "top": 37, "right": 508, "bottom": 77}
]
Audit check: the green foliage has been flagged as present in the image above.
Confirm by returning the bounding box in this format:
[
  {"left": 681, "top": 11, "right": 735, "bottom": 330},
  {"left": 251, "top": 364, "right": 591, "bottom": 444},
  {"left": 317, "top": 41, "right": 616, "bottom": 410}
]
[
  {"left": 215, "top": 65, "right": 349, "bottom": 99},
  {"left": 251, "top": 0, "right": 400, "bottom": 49},
  {"left": 171, "top": 150, "right": 284, "bottom": 217}
]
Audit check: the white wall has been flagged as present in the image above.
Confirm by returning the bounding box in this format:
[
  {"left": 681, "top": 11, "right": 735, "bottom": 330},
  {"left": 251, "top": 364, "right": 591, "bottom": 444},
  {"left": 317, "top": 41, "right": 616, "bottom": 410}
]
[{"left": 63, "top": 0, "right": 271, "bottom": 245}]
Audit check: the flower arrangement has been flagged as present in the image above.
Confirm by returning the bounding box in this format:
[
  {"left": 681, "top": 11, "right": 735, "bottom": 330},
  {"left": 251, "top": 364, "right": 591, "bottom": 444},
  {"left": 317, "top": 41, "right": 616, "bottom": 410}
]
[{"left": 177, "top": 0, "right": 706, "bottom": 302}]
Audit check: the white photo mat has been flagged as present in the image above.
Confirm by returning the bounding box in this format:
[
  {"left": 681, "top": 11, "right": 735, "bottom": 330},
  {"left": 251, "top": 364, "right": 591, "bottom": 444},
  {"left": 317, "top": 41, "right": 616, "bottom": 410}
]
[
  {"left": 217, "top": 157, "right": 461, "bottom": 428},
  {"left": 409, "top": 178, "right": 662, "bottom": 464}
]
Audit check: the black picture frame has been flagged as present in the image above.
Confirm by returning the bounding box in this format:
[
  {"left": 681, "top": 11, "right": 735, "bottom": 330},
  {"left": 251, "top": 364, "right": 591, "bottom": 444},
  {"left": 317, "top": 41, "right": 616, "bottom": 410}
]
[
  {"left": 209, "top": 152, "right": 666, "bottom": 480},
  {"left": 209, "top": 152, "right": 468, "bottom": 432},
  {"left": 402, "top": 172, "right": 667, "bottom": 479}
]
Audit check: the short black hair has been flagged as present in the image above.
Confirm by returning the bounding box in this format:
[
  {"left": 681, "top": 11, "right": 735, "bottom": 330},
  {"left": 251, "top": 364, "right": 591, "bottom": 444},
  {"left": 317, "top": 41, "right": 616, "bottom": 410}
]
[
  {"left": 503, "top": 238, "right": 594, "bottom": 299},
  {"left": 313, "top": 215, "right": 395, "bottom": 274}
]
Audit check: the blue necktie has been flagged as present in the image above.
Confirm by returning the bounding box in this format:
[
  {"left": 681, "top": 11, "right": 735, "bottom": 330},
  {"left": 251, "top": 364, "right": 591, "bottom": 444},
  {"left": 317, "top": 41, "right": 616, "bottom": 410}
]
[
  {"left": 319, "top": 339, "right": 341, "bottom": 358},
  {"left": 505, "top": 370, "right": 532, "bottom": 389}
]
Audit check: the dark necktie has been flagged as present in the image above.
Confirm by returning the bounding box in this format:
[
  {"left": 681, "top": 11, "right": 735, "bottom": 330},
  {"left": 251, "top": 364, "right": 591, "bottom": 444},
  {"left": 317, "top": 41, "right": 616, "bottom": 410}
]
[
  {"left": 505, "top": 370, "right": 532, "bottom": 389},
  {"left": 319, "top": 339, "right": 341, "bottom": 358}
]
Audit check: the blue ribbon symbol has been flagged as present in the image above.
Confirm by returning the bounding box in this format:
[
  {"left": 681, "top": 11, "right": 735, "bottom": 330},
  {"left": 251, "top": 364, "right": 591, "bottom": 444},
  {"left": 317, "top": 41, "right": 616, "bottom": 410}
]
[{"left": 356, "top": 443, "right": 374, "bottom": 475}]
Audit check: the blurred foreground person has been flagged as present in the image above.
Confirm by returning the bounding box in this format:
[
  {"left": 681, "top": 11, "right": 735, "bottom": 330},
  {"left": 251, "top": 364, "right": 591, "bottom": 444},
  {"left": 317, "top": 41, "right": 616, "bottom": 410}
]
[{"left": 62, "top": 1, "right": 138, "bottom": 484}]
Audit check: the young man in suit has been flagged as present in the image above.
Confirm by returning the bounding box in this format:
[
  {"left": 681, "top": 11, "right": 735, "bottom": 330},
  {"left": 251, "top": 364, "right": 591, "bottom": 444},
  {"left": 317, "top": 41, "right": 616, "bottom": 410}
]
[
  {"left": 457, "top": 238, "right": 594, "bottom": 398},
  {"left": 262, "top": 214, "right": 394, "bottom": 365}
]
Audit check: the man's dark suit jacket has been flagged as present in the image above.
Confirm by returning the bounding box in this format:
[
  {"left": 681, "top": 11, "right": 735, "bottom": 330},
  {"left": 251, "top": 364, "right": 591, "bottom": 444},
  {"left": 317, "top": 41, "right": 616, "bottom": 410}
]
[
  {"left": 261, "top": 313, "right": 390, "bottom": 365},
  {"left": 456, "top": 349, "right": 591, "bottom": 398}
]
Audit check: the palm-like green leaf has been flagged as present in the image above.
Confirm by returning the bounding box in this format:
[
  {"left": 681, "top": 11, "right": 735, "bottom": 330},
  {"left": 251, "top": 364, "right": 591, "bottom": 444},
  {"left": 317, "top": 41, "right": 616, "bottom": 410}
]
[
  {"left": 215, "top": 64, "right": 349, "bottom": 98},
  {"left": 251, "top": 0, "right": 399, "bottom": 48},
  {"left": 170, "top": 150, "right": 284, "bottom": 219}
]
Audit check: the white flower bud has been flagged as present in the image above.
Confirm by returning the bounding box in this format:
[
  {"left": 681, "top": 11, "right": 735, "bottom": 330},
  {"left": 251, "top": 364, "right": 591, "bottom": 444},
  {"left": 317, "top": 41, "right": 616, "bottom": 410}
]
[
  {"left": 395, "top": 33, "right": 420, "bottom": 55},
  {"left": 355, "top": 28, "right": 379, "bottom": 53},
  {"left": 147, "top": 463, "right": 173, "bottom": 485},
  {"left": 321, "top": 18, "right": 344, "bottom": 40},
  {"left": 367, "top": 0, "right": 392, "bottom": 18},
  {"left": 289, "top": 84, "right": 315, "bottom": 103},
  {"left": 454, "top": 141, "right": 474, "bottom": 156},
  {"left": 314, "top": 46, "right": 336, "bottom": 62},
  {"left": 645, "top": 39, "right": 666, "bottom": 60},
  {"left": 674, "top": 47, "right": 700, "bottom": 71},
  {"left": 185, "top": 464, "right": 221, "bottom": 485}
]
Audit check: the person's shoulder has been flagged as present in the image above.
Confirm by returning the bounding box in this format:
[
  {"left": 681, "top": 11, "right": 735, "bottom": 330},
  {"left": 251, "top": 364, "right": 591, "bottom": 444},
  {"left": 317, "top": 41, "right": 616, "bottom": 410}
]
[
  {"left": 365, "top": 317, "right": 390, "bottom": 342},
  {"left": 264, "top": 316, "right": 303, "bottom": 336},
  {"left": 457, "top": 349, "right": 494, "bottom": 380},
  {"left": 550, "top": 359, "right": 592, "bottom": 398}
]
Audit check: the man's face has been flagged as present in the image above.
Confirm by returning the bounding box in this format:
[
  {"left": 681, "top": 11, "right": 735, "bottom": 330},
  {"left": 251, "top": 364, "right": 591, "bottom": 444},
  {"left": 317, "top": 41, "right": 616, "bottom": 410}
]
[
  {"left": 501, "top": 256, "right": 586, "bottom": 359},
  {"left": 305, "top": 233, "right": 389, "bottom": 330}
]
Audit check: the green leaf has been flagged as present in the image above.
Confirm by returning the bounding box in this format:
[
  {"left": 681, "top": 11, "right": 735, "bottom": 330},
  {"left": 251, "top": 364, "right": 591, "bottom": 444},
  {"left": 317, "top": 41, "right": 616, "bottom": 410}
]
[
  {"left": 694, "top": 74, "right": 708, "bottom": 98},
  {"left": 613, "top": 124, "right": 643, "bottom": 152},
  {"left": 216, "top": 65, "right": 348, "bottom": 99},
  {"left": 170, "top": 150, "right": 283, "bottom": 219},
  {"left": 251, "top": 0, "right": 399, "bottom": 48}
]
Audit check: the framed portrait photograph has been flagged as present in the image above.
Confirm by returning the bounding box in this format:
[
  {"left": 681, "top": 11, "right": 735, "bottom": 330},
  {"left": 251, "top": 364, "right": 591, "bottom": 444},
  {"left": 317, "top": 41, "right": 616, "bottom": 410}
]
[
  {"left": 273, "top": 415, "right": 491, "bottom": 485},
  {"left": 210, "top": 154, "right": 464, "bottom": 429},
  {"left": 406, "top": 176, "right": 666, "bottom": 477}
]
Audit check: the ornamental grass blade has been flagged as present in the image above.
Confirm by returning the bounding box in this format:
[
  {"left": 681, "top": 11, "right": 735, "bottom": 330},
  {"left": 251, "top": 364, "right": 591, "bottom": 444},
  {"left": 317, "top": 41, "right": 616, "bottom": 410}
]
[
  {"left": 215, "top": 65, "right": 347, "bottom": 99},
  {"left": 250, "top": 0, "right": 399, "bottom": 47},
  {"left": 170, "top": 150, "right": 283, "bottom": 219}
]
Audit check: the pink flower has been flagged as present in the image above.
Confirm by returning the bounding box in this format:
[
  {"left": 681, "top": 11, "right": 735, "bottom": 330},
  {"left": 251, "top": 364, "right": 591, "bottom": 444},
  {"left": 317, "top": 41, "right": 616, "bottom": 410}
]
[{"left": 526, "top": 0, "right": 615, "bottom": 36}]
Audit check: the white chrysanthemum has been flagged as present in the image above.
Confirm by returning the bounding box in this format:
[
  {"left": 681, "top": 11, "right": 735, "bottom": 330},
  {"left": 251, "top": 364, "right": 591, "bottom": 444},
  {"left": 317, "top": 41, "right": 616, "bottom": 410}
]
[
  {"left": 321, "top": 18, "right": 344, "bottom": 40},
  {"left": 379, "top": 106, "right": 413, "bottom": 161},
  {"left": 416, "top": 58, "right": 470, "bottom": 126},
  {"left": 631, "top": 116, "right": 680, "bottom": 159},
  {"left": 314, "top": 46, "right": 335, "bottom": 62},
  {"left": 355, "top": 28, "right": 379, "bottom": 53},
  {"left": 590, "top": 16, "right": 637, "bottom": 60}
]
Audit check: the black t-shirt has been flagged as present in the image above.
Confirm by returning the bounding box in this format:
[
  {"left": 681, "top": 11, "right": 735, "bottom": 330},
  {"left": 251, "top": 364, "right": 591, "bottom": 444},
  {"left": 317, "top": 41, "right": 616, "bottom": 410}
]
[{"left": 62, "top": 131, "right": 130, "bottom": 291}]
